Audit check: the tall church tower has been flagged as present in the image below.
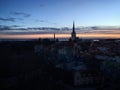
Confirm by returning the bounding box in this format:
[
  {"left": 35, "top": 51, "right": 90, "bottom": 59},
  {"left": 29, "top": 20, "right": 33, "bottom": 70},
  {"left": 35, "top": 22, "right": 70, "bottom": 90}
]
[{"left": 71, "top": 21, "right": 76, "bottom": 41}]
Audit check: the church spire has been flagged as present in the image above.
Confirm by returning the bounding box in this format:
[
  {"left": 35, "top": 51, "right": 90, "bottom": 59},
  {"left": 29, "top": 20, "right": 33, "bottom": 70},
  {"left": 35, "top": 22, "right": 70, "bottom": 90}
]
[
  {"left": 71, "top": 21, "right": 76, "bottom": 41},
  {"left": 73, "top": 21, "right": 75, "bottom": 33}
]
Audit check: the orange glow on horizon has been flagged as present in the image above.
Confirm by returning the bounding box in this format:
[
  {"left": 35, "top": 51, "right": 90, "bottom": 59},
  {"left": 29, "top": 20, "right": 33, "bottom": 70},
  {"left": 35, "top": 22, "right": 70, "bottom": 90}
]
[{"left": 0, "top": 33, "right": 120, "bottom": 39}]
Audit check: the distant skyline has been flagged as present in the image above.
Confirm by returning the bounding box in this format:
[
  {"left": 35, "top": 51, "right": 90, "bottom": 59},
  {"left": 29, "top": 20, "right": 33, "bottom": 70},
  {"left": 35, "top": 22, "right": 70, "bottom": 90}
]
[{"left": 0, "top": 0, "right": 120, "bottom": 28}]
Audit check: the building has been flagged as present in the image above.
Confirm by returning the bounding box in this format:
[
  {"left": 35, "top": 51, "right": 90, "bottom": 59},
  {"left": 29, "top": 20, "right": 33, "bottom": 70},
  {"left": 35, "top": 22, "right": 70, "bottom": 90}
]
[{"left": 71, "top": 21, "right": 76, "bottom": 41}]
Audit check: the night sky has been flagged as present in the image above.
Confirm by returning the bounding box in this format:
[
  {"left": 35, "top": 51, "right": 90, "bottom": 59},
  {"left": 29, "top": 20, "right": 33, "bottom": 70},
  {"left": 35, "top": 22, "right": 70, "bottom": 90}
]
[{"left": 0, "top": 0, "right": 120, "bottom": 39}]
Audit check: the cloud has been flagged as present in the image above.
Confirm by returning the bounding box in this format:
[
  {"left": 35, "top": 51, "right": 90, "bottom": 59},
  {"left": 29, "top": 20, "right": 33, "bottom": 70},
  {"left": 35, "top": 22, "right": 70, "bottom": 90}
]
[
  {"left": 40, "top": 4, "right": 44, "bottom": 7},
  {"left": 17, "top": 18, "right": 24, "bottom": 20},
  {"left": 11, "top": 12, "right": 31, "bottom": 17},
  {"left": 35, "top": 19, "right": 58, "bottom": 25},
  {"left": 0, "top": 17, "right": 16, "bottom": 22},
  {"left": 0, "top": 25, "right": 11, "bottom": 30},
  {"left": 35, "top": 20, "right": 47, "bottom": 22},
  {"left": 11, "top": 25, "right": 21, "bottom": 27},
  {"left": 0, "top": 25, "right": 22, "bottom": 30}
]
